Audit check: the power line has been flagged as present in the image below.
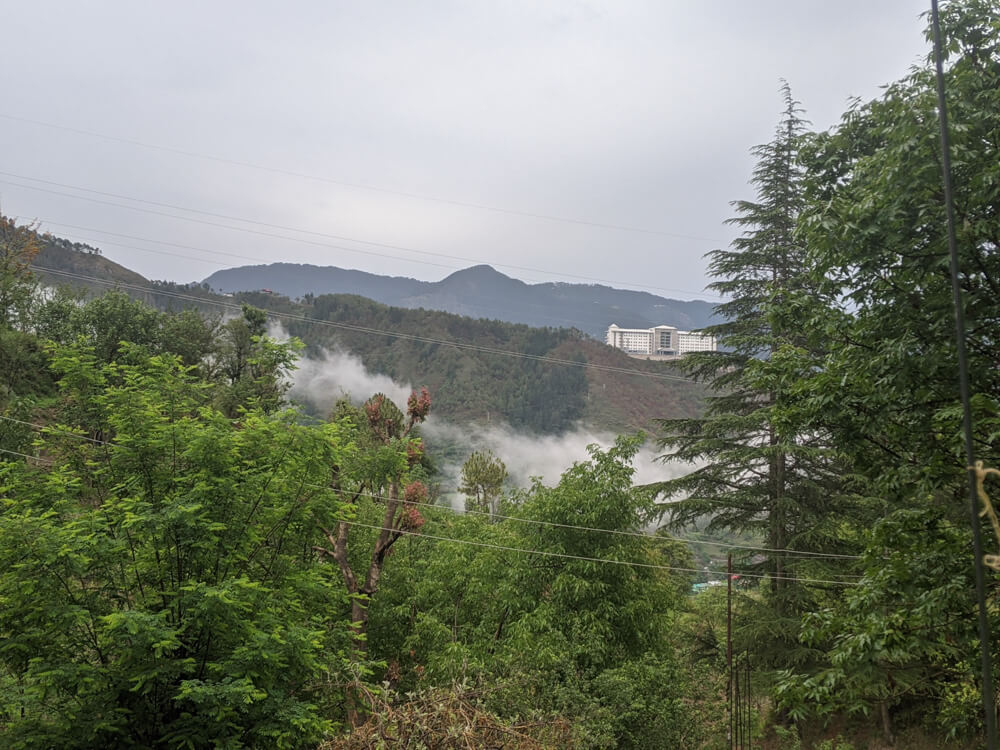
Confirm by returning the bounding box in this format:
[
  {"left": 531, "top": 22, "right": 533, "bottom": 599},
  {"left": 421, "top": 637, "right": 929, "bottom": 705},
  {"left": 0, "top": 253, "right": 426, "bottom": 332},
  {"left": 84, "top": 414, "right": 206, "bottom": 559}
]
[
  {"left": 39, "top": 221, "right": 663, "bottom": 331},
  {"left": 29, "top": 265, "right": 701, "bottom": 383},
  {"left": 0, "top": 112, "right": 723, "bottom": 243},
  {"left": 0, "top": 445, "right": 859, "bottom": 587},
  {"left": 0, "top": 171, "right": 725, "bottom": 300},
  {"left": 14, "top": 271, "right": 861, "bottom": 566},
  {"left": 0, "top": 414, "right": 863, "bottom": 564},
  {"left": 0, "top": 448, "right": 51, "bottom": 464},
  {"left": 419, "top": 502, "right": 864, "bottom": 561},
  {"left": 342, "top": 521, "right": 861, "bottom": 586}
]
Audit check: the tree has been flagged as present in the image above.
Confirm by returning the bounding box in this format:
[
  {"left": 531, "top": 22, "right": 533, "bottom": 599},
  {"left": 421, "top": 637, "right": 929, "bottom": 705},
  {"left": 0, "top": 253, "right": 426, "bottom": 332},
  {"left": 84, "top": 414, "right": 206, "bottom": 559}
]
[
  {"left": 0, "top": 216, "right": 40, "bottom": 332},
  {"left": 0, "top": 219, "right": 48, "bottom": 414},
  {"left": 314, "top": 388, "right": 432, "bottom": 727},
  {"left": 214, "top": 303, "right": 302, "bottom": 417},
  {"left": 776, "top": 506, "right": 982, "bottom": 744},
  {"left": 774, "top": 1, "right": 1000, "bottom": 736},
  {"left": 368, "top": 436, "right": 696, "bottom": 747},
  {"left": 0, "top": 346, "right": 355, "bottom": 748},
  {"left": 458, "top": 449, "right": 508, "bottom": 519},
  {"left": 654, "top": 85, "right": 857, "bottom": 670}
]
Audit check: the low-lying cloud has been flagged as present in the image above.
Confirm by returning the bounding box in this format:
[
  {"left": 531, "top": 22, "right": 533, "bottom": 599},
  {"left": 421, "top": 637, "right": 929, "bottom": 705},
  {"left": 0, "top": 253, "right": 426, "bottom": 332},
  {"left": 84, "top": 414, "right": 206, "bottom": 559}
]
[
  {"left": 289, "top": 349, "right": 412, "bottom": 416},
  {"left": 421, "top": 419, "right": 687, "bottom": 492},
  {"left": 280, "top": 336, "right": 691, "bottom": 502}
]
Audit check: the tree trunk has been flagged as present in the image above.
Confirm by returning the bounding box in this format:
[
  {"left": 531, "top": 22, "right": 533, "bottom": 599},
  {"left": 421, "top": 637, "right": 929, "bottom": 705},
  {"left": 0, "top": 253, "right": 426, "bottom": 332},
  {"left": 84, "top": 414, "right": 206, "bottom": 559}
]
[
  {"left": 329, "top": 482, "right": 404, "bottom": 728},
  {"left": 879, "top": 701, "right": 894, "bottom": 746}
]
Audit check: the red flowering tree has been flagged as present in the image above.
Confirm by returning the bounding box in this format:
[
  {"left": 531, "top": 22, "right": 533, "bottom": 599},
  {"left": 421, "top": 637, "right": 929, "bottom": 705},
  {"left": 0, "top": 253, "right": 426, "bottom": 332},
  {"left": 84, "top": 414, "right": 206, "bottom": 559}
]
[{"left": 315, "top": 388, "right": 431, "bottom": 726}]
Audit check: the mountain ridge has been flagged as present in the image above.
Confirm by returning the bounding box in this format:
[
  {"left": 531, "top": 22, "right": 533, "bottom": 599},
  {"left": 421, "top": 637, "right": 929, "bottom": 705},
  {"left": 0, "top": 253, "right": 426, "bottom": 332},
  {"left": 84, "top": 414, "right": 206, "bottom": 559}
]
[
  {"left": 202, "top": 262, "right": 718, "bottom": 340},
  {"left": 21, "top": 225, "right": 704, "bottom": 435}
]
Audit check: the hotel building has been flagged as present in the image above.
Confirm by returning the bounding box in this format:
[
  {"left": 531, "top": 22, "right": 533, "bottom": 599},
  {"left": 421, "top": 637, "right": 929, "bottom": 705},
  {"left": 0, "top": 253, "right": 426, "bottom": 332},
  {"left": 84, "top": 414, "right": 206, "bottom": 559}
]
[{"left": 605, "top": 324, "right": 717, "bottom": 358}]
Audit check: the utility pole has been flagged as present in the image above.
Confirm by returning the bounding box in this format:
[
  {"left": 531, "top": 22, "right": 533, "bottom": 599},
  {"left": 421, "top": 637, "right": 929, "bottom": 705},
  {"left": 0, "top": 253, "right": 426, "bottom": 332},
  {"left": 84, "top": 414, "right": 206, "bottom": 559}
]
[
  {"left": 929, "top": 2, "right": 997, "bottom": 746},
  {"left": 727, "top": 552, "right": 733, "bottom": 750}
]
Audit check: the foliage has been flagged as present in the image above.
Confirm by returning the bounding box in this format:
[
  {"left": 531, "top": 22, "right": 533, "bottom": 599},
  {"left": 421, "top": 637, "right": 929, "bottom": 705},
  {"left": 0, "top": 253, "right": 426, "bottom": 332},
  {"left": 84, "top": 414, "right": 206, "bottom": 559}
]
[
  {"left": 458, "top": 449, "right": 508, "bottom": 518},
  {"left": 317, "top": 682, "right": 575, "bottom": 750},
  {"left": 214, "top": 303, "right": 303, "bottom": 417},
  {"left": 767, "top": 1, "right": 1000, "bottom": 740},
  {"left": 654, "top": 84, "right": 861, "bottom": 676},
  {"left": 288, "top": 292, "right": 697, "bottom": 435},
  {"left": 367, "top": 436, "right": 696, "bottom": 748},
  {"left": 0, "top": 217, "right": 40, "bottom": 332},
  {"left": 0, "top": 350, "right": 355, "bottom": 748},
  {"left": 776, "top": 504, "right": 990, "bottom": 741},
  {"left": 313, "top": 388, "right": 432, "bottom": 727}
]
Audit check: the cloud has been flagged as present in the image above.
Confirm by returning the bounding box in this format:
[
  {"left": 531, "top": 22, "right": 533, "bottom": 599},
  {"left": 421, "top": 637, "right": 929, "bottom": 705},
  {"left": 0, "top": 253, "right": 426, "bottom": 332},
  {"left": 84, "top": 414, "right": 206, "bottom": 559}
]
[
  {"left": 275, "top": 332, "right": 691, "bottom": 503},
  {"left": 289, "top": 349, "right": 413, "bottom": 415},
  {"left": 422, "top": 418, "right": 690, "bottom": 508}
]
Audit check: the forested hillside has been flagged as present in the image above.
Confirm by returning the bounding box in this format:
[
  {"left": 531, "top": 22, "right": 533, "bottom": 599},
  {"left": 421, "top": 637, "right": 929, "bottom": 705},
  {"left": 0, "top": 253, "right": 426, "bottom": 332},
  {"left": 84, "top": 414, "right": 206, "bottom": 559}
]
[
  {"left": 280, "top": 291, "right": 703, "bottom": 434},
  {"left": 18, "top": 228, "right": 705, "bottom": 435}
]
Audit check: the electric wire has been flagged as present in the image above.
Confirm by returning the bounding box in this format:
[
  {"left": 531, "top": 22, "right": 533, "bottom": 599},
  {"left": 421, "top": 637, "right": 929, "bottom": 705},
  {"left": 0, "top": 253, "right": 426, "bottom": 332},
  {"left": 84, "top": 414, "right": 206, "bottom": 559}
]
[
  {"left": 338, "top": 521, "right": 861, "bottom": 586},
  {"left": 0, "top": 415, "right": 865, "bottom": 565},
  {"left": 0, "top": 448, "right": 51, "bottom": 464},
  {"left": 2, "top": 173, "right": 724, "bottom": 300},
  {"left": 28, "top": 265, "right": 702, "bottom": 383},
  {"left": 0, "top": 112, "right": 723, "bottom": 243},
  {"left": 0, "top": 444, "right": 860, "bottom": 587},
  {"left": 39, "top": 220, "right": 661, "bottom": 331}
]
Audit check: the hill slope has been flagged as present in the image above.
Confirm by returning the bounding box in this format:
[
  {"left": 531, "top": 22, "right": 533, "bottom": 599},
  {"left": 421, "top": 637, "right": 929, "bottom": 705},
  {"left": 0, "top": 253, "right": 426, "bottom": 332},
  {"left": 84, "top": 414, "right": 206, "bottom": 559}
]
[
  {"left": 22, "top": 224, "right": 703, "bottom": 435},
  {"left": 202, "top": 262, "right": 718, "bottom": 340},
  {"left": 262, "top": 290, "right": 703, "bottom": 435}
]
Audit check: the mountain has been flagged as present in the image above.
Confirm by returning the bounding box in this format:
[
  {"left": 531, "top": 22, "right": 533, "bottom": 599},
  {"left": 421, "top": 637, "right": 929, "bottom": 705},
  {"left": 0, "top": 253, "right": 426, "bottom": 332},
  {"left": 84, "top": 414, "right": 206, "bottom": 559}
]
[
  {"left": 34, "top": 234, "right": 148, "bottom": 288},
  {"left": 202, "top": 262, "right": 718, "bottom": 340},
  {"left": 20, "top": 222, "right": 704, "bottom": 435}
]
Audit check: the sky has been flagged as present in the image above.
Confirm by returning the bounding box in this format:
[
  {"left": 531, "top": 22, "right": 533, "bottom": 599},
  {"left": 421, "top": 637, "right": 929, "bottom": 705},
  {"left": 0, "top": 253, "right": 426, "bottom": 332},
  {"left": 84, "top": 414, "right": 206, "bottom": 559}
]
[{"left": 2, "top": 0, "right": 931, "bottom": 301}]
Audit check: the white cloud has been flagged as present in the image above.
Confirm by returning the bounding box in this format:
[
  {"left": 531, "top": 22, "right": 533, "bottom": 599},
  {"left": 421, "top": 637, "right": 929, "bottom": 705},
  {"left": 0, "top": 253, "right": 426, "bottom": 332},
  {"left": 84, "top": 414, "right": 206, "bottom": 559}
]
[{"left": 289, "top": 348, "right": 412, "bottom": 415}]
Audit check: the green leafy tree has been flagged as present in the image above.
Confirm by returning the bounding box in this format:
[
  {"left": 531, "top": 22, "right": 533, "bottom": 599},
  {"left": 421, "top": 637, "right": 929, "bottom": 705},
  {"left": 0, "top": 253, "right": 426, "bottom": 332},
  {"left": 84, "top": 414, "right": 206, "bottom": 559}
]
[
  {"left": 369, "top": 436, "right": 696, "bottom": 748},
  {"left": 0, "top": 216, "right": 40, "bottom": 332},
  {"left": 0, "top": 347, "right": 355, "bottom": 748},
  {"left": 776, "top": 506, "right": 982, "bottom": 744},
  {"left": 0, "top": 219, "right": 51, "bottom": 419},
  {"left": 215, "top": 304, "right": 302, "bottom": 417},
  {"left": 775, "top": 1, "right": 1000, "bottom": 738},
  {"left": 458, "top": 449, "right": 508, "bottom": 519},
  {"left": 314, "top": 388, "right": 432, "bottom": 727}
]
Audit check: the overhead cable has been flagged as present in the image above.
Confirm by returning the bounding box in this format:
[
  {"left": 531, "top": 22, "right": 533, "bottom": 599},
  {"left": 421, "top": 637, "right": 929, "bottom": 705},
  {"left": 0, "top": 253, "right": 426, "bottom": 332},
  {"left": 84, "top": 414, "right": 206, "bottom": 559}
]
[
  {"left": 0, "top": 445, "right": 860, "bottom": 587},
  {"left": 29, "top": 265, "right": 701, "bottom": 383},
  {"left": 0, "top": 171, "right": 724, "bottom": 299},
  {"left": 0, "top": 112, "right": 723, "bottom": 243},
  {"left": 0, "top": 415, "right": 864, "bottom": 563}
]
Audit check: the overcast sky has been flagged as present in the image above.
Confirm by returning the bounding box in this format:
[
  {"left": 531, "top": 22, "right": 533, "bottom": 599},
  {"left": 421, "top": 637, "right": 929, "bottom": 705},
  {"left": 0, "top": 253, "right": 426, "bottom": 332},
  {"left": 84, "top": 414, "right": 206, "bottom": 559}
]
[{"left": 2, "top": 1, "right": 931, "bottom": 301}]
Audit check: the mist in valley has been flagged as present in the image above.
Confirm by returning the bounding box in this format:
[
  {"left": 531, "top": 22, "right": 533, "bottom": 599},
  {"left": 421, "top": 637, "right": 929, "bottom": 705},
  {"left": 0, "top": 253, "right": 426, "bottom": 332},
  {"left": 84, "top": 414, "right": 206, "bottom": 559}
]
[{"left": 285, "top": 341, "right": 690, "bottom": 505}]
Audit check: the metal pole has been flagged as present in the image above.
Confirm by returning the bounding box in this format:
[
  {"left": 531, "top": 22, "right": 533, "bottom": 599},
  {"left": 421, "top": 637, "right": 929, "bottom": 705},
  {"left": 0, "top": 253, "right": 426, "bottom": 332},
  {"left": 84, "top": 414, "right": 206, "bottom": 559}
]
[
  {"left": 929, "top": 3, "right": 997, "bottom": 746},
  {"left": 728, "top": 552, "right": 733, "bottom": 750},
  {"left": 746, "top": 650, "right": 752, "bottom": 749},
  {"left": 735, "top": 653, "right": 742, "bottom": 750}
]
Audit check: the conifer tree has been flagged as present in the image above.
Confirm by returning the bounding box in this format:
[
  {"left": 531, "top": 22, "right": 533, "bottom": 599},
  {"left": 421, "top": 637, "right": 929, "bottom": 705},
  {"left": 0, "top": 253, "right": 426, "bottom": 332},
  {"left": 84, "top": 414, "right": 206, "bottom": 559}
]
[{"left": 654, "top": 84, "right": 857, "bottom": 668}]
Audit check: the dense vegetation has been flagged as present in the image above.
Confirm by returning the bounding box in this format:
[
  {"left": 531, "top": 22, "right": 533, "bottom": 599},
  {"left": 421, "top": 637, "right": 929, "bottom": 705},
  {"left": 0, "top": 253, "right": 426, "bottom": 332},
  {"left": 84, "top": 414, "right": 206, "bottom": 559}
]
[
  {"left": 657, "top": 3, "right": 1000, "bottom": 745},
  {"left": 2, "top": 3, "right": 1000, "bottom": 747}
]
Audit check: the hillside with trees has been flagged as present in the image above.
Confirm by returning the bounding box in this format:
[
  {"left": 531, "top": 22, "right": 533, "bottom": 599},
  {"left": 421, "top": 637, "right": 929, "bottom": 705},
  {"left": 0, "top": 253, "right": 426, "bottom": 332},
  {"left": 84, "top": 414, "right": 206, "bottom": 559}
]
[
  {"left": 1, "top": 3, "right": 1000, "bottom": 747},
  {"left": 10, "top": 226, "right": 706, "bottom": 436}
]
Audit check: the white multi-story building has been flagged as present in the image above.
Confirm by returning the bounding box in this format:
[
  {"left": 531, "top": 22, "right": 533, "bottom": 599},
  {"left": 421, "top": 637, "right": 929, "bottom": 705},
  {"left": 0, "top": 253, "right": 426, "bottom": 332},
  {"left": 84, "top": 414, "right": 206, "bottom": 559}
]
[{"left": 605, "top": 324, "right": 716, "bottom": 358}]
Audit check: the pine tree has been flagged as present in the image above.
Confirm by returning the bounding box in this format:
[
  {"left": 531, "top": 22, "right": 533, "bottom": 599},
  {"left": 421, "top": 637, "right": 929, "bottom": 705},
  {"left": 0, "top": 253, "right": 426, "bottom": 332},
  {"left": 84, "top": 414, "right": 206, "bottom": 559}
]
[{"left": 654, "top": 84, "right": 858, "bottom": 669}]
